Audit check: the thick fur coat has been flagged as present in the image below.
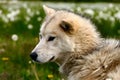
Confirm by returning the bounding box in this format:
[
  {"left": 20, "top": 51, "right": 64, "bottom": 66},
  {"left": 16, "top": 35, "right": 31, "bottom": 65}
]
[{"left": 30, "top": 5, "right": 120, "bottom": 80}]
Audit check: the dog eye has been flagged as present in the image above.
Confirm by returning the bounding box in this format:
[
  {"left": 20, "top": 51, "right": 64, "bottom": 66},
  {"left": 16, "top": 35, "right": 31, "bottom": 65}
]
[{"left": 48, "top": 36, "right": 56, "bottom": 41}]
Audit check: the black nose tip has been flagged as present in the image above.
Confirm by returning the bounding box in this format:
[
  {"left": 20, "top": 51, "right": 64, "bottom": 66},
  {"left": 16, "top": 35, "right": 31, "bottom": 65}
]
[{"left": 30, "top": 52, "right": 38, "bottom": 61}]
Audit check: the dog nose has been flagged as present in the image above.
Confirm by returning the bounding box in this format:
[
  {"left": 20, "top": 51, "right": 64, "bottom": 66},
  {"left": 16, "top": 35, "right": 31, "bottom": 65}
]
[{"left": 30, "top": 52, "right": 38, "bottom": 61}]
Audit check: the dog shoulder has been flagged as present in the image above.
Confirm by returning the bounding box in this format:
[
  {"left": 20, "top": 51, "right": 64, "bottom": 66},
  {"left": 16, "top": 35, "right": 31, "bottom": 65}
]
[{"left": 68, "top": 39, "right": 120, "bottom": 80}]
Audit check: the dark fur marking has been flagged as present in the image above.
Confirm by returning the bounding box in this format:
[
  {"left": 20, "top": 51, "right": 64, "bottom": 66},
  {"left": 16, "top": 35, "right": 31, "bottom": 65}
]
[
  {"left": 43, "top": 15, "right": 55, "bottom": 30},
  {"left": 59, "top": 21, "right": 74, "bottom": 34}
]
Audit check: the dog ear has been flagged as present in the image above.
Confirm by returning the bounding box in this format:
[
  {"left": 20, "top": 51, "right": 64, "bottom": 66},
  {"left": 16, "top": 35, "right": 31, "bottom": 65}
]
[
  {"left": 59, "top": 20, "right": 75, "bottom": 35},
  {"left": 43, "top": 5, "right": 56, "bottom": 16}
]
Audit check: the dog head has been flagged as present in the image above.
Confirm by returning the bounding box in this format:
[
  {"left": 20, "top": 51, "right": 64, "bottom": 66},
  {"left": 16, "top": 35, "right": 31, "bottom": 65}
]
[
  {"left": 30, "top": 5, "right": 100, "bottom": 64},
  {"left": 30, "top": 5, "right": 79, "bottom": 63}
]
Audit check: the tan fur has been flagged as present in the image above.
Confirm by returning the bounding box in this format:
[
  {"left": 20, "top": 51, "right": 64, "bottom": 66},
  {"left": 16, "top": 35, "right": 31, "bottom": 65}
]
[{"left": 31, "top": 6, "right": 120, "bottom": 80}]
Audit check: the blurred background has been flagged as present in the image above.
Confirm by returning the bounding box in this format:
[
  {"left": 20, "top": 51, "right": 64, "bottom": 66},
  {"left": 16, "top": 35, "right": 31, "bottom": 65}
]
[{"left": 0, "top": 0, "right": 120, "bottom": 80}]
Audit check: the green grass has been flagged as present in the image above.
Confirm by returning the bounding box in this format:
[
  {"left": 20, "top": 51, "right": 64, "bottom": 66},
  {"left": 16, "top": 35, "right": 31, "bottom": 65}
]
[
  {"left": 0, "top": 36, "right": 61, "bottom": 80},
  {"left": 0, "top": 2, "right": 61, "bottom": 79}
]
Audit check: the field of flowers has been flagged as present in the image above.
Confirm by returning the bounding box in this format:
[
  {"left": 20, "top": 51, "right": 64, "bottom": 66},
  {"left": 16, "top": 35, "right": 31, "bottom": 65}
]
[{"left": 0, "top": 1, "right": 120, "bottom": 80}]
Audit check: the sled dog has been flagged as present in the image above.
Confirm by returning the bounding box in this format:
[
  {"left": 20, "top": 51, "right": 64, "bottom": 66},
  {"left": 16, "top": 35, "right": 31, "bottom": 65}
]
[{"left": 30, "top": 5, "right": 120, "bottom": 80}]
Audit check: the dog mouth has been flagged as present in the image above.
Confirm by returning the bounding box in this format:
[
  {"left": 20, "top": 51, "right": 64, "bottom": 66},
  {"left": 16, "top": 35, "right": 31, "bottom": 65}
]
[
  {"left": 31, "top": 55, "right": 55, "bottom": 63},
  {"left": 49, "top": 56, "right": 55, "bottom": 62}
]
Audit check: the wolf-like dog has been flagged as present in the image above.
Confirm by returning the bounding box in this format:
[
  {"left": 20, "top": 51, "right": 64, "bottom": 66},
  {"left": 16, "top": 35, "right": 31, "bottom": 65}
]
[{"left": 30, "top": 5, "right": 120, "bottom": 80}]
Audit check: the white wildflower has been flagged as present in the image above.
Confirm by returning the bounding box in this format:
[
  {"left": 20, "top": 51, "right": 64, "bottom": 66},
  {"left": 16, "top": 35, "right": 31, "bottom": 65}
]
[
  {"left": 109, "top": 16, "right": 115, "bottom": 22},
  {"left": 0, "top": 10, "right": 2, "bottom": 14},
  {"left": 108, "top": 3, "right": 114, "bottom": 8},
  {"left": 10, "top": 17, "right": 15, "bottom": 21},
  {"left": 28, "top": 61, "right": 32, "bottom": 64},
  {"left": 114, "top": 11, "right": 120, "bottom": 20},
  {"left": 109, "top": 16, "right": 115, "bottom": 27},
  {"left": 7, "top": 10, "right": 20, "bottom": 21},
  {"left": 36, "top": 11, "right": 40, "bottom": 15},
  {"left": 0, "top": 48, "right": 5, "bottom": 53},
  {"left": 11, "top": 34, "right": 18, "bottom": 41},
  {"left": 28, "top": 12, "right": 34, "bottom": 17},
  {"left": 37, "top": 17, "right": 41, "bottom": 21},
  {"left": 84, "top": 9, "right": 94, "bottom": 16},
  {"left": 103, "top": 7, "right": 107, "bottom": 11},
  {"left": 61, "top": 78, "right": 65, "bottom": 80},
  {"left": 77, "top": 7, "right": 81, "bottom": 12},
  {"left": 28, "top": 24, "right": 33, "bottom": 29},
  {"left": 25, "top": 16, "right": 30, "bottom": 22},
  {"left": 98, "top": 11, "right": 105, "bottom": 19},
  {"left": 27, "top": 8, "right": 31, "bottom": 13},
  {"left": 27, "top": 8, "right": 34, "bottom": 17},
  {"left": 115, "top": 7, "right": 119, "bottom": 11},
  {"left": 23, "top": 3, "right": 27, "bottom": 9},
  {"left": 2, "top": 15, "right": 9, "bottom": 23},
  {"left": 98, "top": 11, "right": 110, "bottom": 20},
  {"left": 8, "top": 7, "right": 12, "bottom": 12}
]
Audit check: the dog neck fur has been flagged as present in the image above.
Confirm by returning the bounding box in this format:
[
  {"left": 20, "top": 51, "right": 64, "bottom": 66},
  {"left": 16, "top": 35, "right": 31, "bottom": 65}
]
[{"left": 59, "top": 16, "right": 102, "bottom": 76}]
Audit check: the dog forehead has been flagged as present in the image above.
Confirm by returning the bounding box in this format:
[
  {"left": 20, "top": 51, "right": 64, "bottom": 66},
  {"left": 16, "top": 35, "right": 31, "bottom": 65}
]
[
  {"left": 40, "top": 20, "right": 60, "bottom": 35},
  {"left": 40, "top": 17, "right": 61, "bottom": 34},
  {"left": 40, "top": 11, "right": 73, "bottom": 35}
]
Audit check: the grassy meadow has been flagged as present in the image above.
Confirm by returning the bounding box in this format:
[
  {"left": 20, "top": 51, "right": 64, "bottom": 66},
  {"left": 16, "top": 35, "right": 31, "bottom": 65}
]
[{"left": 0, "top": 1, "right": 120, "bottom": 80}]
